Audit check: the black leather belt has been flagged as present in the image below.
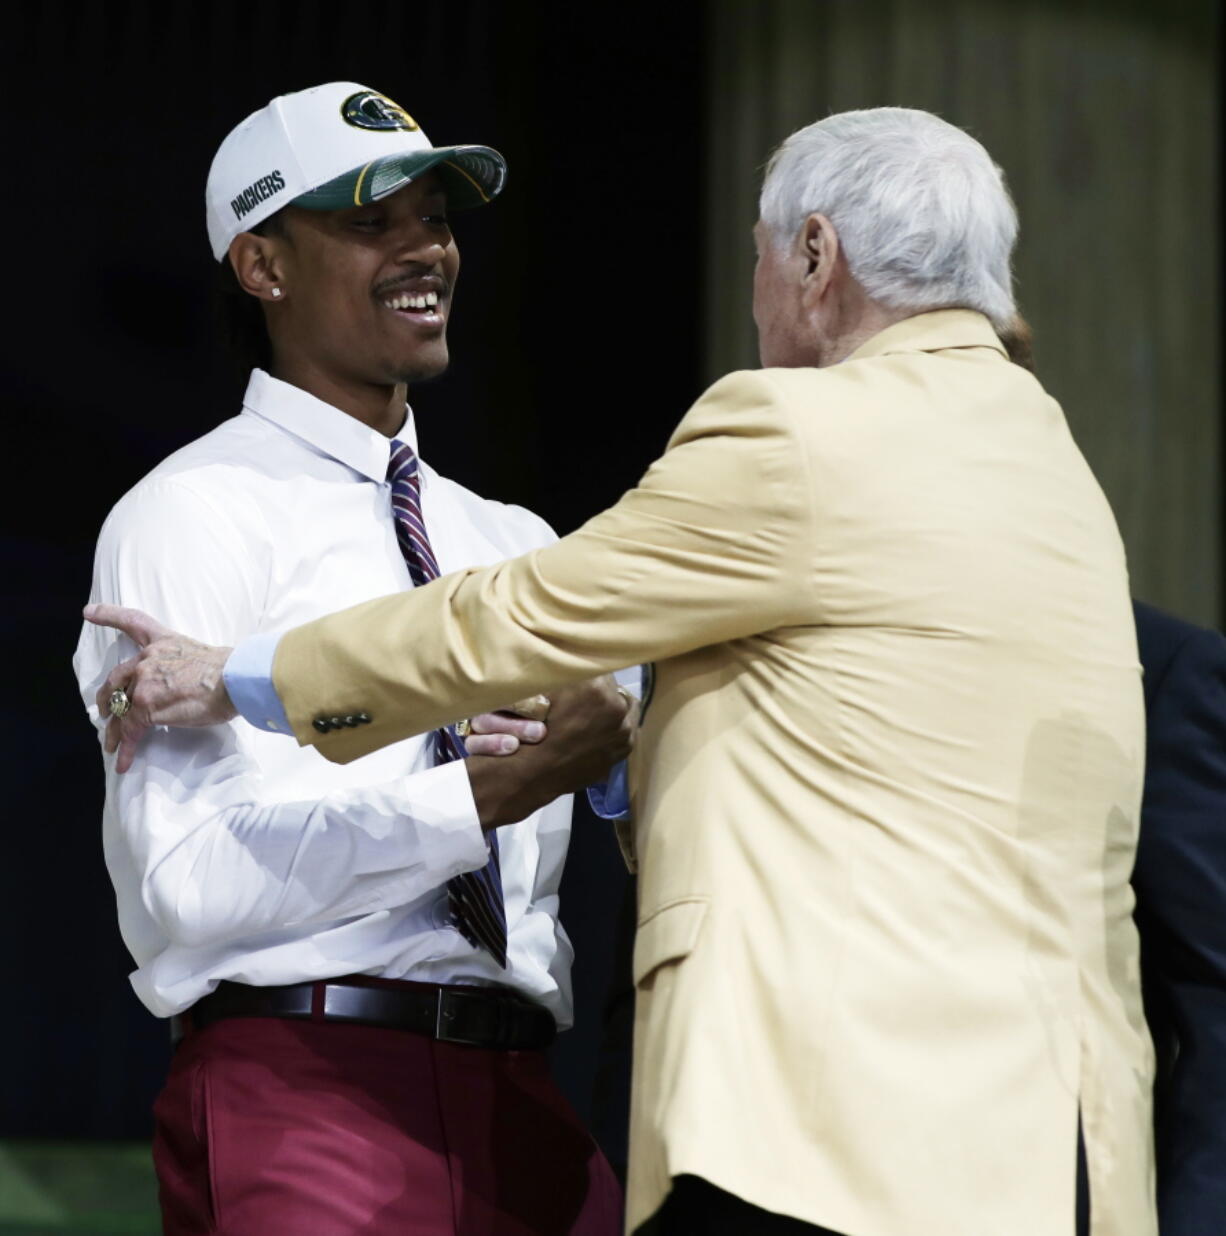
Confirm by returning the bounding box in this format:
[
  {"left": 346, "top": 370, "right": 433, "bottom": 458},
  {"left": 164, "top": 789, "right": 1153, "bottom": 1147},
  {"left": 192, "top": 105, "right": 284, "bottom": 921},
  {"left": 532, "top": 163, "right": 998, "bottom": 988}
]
[{"left": 170, "top": 979, "right": 556, "bottom": 1051}]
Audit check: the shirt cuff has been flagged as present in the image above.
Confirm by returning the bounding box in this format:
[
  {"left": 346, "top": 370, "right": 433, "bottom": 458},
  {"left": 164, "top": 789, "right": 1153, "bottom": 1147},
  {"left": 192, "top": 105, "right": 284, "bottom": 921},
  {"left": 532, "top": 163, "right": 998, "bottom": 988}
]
[
  {"left": 587, "top": 665, "right": 642, "bottom": 820},
  {"left": 223, "top": 632, "right": 293, "bottom": 735},
  {"left": 405, "top": 757, "right": 491, "bottom": 874},
  {"left": 586, "top": 664, "right": 644, "bottom": 820},
  {"left": 588, "top": 759, "right": 631, "bottom": 820}
]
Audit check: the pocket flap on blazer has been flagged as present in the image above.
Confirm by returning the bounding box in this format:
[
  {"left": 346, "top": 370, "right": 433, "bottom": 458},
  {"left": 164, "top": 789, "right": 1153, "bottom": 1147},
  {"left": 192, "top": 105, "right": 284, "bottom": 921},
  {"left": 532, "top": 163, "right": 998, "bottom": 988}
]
[{"left": 633, "top": 897, "right": 709, "bottom": 986}]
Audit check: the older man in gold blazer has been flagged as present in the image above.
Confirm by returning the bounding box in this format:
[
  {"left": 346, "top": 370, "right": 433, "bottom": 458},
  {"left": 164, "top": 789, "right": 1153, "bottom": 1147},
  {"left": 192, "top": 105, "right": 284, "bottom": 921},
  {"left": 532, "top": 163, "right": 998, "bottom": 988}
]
[{"left": 91, "top": 108, "right": 1154, "bottom": 1236}]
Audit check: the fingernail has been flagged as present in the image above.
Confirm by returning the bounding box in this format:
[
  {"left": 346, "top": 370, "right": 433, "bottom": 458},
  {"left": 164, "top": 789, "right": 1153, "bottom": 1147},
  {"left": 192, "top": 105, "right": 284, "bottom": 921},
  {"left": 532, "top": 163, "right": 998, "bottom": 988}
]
[
  {"left": 500, "top": 736, "right": 518, "bottom": 754},
  {"left": 524, "top": 722, "right": 545, "bottom": 741}
]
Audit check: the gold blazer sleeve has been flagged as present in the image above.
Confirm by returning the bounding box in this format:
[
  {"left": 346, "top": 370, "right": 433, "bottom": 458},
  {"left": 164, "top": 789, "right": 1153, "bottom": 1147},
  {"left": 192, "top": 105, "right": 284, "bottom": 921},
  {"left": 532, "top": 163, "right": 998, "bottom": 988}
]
[{"left": 275, "top": 370, "right": 817, "bottom": 762}]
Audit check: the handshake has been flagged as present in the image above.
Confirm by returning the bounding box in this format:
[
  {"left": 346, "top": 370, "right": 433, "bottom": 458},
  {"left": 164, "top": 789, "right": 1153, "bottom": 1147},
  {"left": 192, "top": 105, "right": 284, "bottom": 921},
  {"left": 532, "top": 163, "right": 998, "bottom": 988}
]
[{"left": 84, "top": 603, "right": 637, "bottom": 830}]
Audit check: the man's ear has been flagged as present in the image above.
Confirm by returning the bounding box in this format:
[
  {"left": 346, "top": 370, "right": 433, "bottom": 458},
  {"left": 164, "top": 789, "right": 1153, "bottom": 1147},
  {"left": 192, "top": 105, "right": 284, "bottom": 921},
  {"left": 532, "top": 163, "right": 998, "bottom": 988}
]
[
  {"left": 228, "top": 231, "right": 286, "bottom": 303},
  {"left": 800, "top": 213, "right": 839, "bottom": 298}
]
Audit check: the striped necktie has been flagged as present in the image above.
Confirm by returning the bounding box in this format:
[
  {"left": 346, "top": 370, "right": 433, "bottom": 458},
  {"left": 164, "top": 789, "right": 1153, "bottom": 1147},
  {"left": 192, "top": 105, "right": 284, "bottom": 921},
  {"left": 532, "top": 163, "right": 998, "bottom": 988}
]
[{"left": 387, "top": 438, "right": 508, "bottom": 968}]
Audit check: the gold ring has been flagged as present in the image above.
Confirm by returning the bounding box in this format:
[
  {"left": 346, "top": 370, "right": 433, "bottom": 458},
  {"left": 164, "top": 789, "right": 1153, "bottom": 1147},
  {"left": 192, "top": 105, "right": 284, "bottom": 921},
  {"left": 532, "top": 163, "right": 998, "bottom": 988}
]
[
  {"left": 454, "top": 718, "right": 472, "bottom": 738},
  {"left": 616, "top": 686, "right": 635, "bottom": 711},
  {"left": 108, "top": 688, "right": 132, "bottom": 719}
]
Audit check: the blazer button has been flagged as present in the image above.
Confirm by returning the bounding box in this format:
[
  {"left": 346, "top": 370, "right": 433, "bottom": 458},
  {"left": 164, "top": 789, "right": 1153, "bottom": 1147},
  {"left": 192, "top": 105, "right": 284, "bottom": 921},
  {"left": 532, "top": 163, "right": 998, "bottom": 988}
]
[
  {"left": 343, "top": 715, "right": 362, "bottom": 728},
  {"left": 328, "top": 717, "right": 344, "bottom": 730},
  {"left": 313, "top": 718, "right": 331, "bottom": 733},
  {"left": 357, "top": 713, "right": 372, "bottom": 725}
]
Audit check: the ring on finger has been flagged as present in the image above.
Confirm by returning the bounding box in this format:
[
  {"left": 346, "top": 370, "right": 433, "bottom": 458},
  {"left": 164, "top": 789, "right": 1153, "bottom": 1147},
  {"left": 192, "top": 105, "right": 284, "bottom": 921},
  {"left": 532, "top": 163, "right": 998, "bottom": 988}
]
[
  {"left": 616, "top": 686, "right": 635, "bottom": 712},
  {"left": 108, "top": 687, "right": 132, "bottom": 719},
  {"left": 454, "top": 718, "right": 472, "bottom": 739}
]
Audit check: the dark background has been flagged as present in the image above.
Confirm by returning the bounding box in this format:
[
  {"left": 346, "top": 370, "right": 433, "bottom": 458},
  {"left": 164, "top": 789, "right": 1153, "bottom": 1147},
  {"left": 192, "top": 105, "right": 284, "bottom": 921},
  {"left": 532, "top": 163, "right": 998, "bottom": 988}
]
[{"left": 2, "top": 0, "right": 705, "bottom": 1149}]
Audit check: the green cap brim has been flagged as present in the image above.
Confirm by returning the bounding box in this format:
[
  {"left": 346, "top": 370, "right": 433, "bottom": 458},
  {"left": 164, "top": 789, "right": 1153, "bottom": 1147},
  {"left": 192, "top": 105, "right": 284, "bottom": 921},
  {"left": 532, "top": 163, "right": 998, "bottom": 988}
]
[{"left": 291, "top": 145, "right": 507, "bottom": 212}]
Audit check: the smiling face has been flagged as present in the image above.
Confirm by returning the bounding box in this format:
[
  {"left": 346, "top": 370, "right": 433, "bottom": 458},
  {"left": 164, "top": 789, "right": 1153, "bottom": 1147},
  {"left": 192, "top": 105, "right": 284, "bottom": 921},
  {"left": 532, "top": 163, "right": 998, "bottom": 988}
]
[{"left": 257, "top": 171, "right": 460, "bottom": 399}]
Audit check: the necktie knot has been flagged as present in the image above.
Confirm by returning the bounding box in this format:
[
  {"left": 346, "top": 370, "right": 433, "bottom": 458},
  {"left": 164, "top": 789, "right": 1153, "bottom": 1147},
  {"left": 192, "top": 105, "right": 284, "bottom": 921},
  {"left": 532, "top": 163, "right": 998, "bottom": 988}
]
[{"left": 387, "top": 439, "right": 419, "bottom": 488}]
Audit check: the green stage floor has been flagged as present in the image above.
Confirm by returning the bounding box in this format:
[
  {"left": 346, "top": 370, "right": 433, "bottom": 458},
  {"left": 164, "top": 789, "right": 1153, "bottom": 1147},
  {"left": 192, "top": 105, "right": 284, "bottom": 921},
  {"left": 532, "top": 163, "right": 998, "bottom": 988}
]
[{"left": 0, "top": 1143, "right": 159, "bottom": 1235}]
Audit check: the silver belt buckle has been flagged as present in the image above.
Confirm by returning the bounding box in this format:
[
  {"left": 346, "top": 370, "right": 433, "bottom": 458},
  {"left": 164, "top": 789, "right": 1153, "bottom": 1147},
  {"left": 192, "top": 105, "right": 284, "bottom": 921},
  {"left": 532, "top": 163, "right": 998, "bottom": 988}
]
[{"left": 435, "top": 987, "right": 497, "bottom": 1047}]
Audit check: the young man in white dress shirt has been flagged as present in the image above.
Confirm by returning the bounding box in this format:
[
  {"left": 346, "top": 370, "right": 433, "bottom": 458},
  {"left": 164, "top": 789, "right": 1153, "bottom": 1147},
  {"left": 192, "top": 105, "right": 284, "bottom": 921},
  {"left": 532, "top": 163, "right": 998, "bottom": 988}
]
[{"left": 73, "top": 82, "right": 628, "bottom": 1236}]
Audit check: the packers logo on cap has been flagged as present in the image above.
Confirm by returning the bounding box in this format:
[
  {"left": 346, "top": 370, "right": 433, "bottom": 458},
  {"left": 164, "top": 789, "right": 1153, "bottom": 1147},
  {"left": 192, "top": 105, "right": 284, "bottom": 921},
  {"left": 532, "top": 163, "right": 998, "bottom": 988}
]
[{"left": 342, "top": 91, "right": 419, "bottom": 133}]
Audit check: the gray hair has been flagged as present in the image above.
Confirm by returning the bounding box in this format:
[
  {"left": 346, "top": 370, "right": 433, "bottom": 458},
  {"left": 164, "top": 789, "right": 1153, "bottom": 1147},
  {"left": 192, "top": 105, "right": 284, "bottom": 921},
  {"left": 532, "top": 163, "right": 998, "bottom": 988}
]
[{"left": 759, "top": 108, "right": 1018, "bottom": 332}]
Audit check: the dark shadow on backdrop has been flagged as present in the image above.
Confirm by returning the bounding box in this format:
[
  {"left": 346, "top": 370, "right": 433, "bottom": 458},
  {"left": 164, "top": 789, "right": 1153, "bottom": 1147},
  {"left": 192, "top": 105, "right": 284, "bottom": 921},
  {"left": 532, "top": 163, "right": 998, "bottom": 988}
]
[{"left": 1, "top": 0, "right": 704, "bottom": 1140}]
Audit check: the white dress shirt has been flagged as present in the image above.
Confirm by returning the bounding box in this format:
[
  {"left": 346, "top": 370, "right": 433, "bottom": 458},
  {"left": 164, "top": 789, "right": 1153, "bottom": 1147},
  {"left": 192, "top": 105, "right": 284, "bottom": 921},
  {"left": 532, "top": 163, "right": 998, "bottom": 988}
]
[{"left": 73, "top": 370, "right": 575, "bottom": 1024}]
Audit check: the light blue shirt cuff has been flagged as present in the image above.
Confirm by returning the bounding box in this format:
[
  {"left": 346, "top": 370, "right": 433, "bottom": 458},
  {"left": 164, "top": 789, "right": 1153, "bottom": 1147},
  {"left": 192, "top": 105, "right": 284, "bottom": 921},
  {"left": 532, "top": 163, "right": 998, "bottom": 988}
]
[
  {"left": 223, "top": 632, "right": 293, "bottom": 735},
  {"left": 587, "top": 759, "right": 631, "bottom": 820},
  {"left": 586, "top": 664, "right": 642, "bottom": 820}
]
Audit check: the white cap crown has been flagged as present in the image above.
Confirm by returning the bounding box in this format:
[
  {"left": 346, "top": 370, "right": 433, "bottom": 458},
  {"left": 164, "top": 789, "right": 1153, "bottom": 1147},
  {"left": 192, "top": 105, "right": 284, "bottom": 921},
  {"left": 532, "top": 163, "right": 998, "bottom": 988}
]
[{"left": 206, "top": 81, "right": 506, "bottom": 261}]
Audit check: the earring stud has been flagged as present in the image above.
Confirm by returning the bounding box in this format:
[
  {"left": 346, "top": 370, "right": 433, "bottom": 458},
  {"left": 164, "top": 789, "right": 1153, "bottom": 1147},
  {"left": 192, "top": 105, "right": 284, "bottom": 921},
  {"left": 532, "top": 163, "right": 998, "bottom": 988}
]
[{"left": 271, "top": 287, "right": 282, "bottom": 299}]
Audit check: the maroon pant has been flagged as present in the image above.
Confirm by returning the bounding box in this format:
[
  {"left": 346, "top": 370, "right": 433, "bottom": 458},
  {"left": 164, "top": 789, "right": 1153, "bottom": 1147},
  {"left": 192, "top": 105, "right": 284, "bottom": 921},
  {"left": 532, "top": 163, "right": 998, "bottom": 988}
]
[{"left": 153, "top": 1012, "right": 623, "bottom": 1235}]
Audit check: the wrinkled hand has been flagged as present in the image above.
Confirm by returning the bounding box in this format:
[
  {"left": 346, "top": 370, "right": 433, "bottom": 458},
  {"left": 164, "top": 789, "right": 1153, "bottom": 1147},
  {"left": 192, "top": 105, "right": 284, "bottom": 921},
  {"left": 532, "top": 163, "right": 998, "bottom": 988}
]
[
  {"left": 466, "top": 676, "right": 637, "bottom": 830},
  {"left": 83, "top": 604, "right": 237, "bottom": 773}
]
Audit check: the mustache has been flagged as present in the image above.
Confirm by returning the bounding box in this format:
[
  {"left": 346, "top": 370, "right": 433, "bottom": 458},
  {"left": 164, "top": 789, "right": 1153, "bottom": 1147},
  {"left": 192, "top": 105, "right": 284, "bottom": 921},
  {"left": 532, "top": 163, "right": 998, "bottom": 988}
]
[{"left": 372, "top": 269, "right": 450, "bottom": 300}]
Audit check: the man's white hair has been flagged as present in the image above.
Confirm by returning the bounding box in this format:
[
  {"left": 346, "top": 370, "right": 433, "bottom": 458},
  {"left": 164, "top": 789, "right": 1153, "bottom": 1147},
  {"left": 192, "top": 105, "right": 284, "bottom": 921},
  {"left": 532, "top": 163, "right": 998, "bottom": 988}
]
[{"left": 759, "top": 107, "right": 1018, "bottom": 332}]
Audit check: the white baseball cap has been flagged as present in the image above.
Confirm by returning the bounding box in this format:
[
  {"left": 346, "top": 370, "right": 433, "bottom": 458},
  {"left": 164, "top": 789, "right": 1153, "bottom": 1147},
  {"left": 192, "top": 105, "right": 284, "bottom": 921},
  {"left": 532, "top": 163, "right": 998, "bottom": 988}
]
[{"left": 205, "top": 81, "right": 507, "bottom": 261}]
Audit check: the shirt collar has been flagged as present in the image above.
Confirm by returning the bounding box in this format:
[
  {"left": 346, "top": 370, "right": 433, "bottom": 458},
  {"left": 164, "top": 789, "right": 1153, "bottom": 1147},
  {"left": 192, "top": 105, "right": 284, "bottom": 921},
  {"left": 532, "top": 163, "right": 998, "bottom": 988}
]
[
  {"left": 240, "top": 368, "right": 419, "bottom": 483},
  {"left": 845, "top": 309, "right": 1006, "bottom": 364}
]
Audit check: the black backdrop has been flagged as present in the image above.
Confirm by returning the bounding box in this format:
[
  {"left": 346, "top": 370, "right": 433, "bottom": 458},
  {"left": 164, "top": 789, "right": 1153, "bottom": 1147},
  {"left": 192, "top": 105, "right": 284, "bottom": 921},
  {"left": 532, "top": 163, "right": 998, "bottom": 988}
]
[{"left": 1, "top": 0, "right": 705, "bottom": 1144}]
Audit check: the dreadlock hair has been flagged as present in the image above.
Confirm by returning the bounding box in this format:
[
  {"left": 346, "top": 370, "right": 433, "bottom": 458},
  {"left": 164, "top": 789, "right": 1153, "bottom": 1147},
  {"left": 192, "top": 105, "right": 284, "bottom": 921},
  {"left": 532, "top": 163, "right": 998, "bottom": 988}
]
[{"left": 212, "top": 211, "right": 287, "bottom": 380}]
